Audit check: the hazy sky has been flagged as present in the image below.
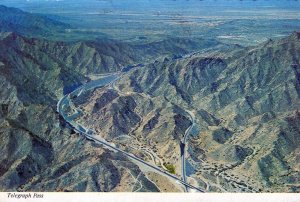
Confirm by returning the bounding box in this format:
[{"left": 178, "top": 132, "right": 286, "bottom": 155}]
[
  {"left": 1, "top": 0, "right": 299, "bottom": 43},
  {"left": 1, "top": 0, "right": 299, "bottom": 21},
  {"left": 1, "top": 0, "right": 300, "bottom": 11}
]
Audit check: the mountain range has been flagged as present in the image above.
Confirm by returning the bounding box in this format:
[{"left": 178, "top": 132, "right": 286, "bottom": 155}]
[
  {"left": 79, "top": 31, "right": 300, "bottom": 192},
  {"left": 0, "top": 5, "right": 299, "bottom": 192}
]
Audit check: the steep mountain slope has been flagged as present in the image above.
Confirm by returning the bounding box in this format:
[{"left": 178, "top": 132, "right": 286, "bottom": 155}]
[
  {"left": 0, "top": 32, "right": 87, "bottom": 101},
  {"left": 78, "top": 31, "right": 300, "bottom": 192},
  {"left": 1, "top": 4, "right": 299, "bottom": 192},
  {"left": 0, "top": 5, "right": 70, "bottom": 38},
  {"left": 1, "top": 30, "right": 220, "bottom": 192},
  {"left": 0, "top": 31, "right": 233, "bottom": 79},
  {"left": 0, "top": 32, "right": 163, "bottom": 192},
  {"left": 0, "top": 4, "right": 233, "bottom": 68}
]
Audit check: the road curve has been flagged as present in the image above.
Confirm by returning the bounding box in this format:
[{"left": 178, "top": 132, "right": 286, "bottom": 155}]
[
  {"left": 57, "top": 67, "right": 204, "bottom": 193},
  {"left": 181, "top": 110, "right": 196, "bottom": 192}
]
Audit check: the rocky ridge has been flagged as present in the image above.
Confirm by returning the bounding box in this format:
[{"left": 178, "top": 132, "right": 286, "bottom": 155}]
[{"left": 76, "top": 31, "right": 300, "bottom": 192}]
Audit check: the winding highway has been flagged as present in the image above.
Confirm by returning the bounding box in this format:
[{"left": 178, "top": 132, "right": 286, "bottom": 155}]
[
  {"left": 57, "top": 58, "right": 204, "bottom": 193},
  {"left": 181, "top": 110, "right": 196, "bottom": 192}
]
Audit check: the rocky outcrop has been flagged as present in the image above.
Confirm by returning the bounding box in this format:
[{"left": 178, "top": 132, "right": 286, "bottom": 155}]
[
  {"left": 92, "top": 90, "right": 119, "bottom": 113},
  {"left": 112, "top": 31, "right": 300, "bottom": 192},
  {"left": 0, "top": 32, "right": 161, "bottom": 192},
  {"left": 1, "top": 5, "right": 300, "bottom": 192}
]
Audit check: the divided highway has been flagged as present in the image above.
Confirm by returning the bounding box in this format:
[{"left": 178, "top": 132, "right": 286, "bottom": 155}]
[
  {"left": 181, "top": 110, "right": 196, "bottom": 192},
  {"left": 57, "top": 61, "right": 204, "bottom": 193}
]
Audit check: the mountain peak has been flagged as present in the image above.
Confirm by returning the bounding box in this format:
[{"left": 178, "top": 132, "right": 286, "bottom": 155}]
[
  {"left": 0, "top": 32, "right": 13, "bottom": 40},
  {"left": 0, "top": 4, "right": 23, "bottom": 14},
  {"left": 0, "top": 32, "right": 24, "bottom": 42}
]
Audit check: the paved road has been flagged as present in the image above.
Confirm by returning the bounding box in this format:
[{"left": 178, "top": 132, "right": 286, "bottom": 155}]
[
  {"left": 57, "top": 59, "right": 205, "bottom": 193},
  {"left": 75, "top": 127, "right": 203, "bottom": 192},
  {"left": 180, "top": 110, "right": 196, "bottom": 192}
]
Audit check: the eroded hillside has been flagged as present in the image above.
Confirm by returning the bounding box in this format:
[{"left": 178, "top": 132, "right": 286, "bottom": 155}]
[{"left": 76, "top": 31, "right": 300, "bottom": 192}]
